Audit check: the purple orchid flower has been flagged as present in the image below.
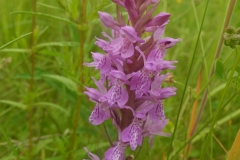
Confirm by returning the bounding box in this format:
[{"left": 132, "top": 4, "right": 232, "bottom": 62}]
[
  {"left": 130, "top": 46, "right": 176, "bottom": 98},
  {"left": 100, "top": 70, "right": 129, "bottom": 107},
  {"left": 84, "top": 78, "right": 110, "bottom": 125},
  {"left": 148, "top": 37, "right": 182, "bottom": 62},
  {"left": 103, "top": 26, "right": 144, "bottom": 59},
  {"left": 138, "top": 74, "right": 176, "bottom": 122},
  {"left": 130, "top": 68, "right": 153, "bottom": 98},
  {"left": 104, "top": 141, "right": 128, "bottom": 160},
  {"left": 84, "top": 0, "right": 181, "bottom": 158},
  {"left": 121, "top": 117, "right": 144, "bottom": 150},
  {"left": 84, "top": 52, "right": 111, "bottom": 74},
  {"left": 140, "top": 87, "right": 176, "bottom": 122},
  {"left": 120, "top": 104, "right": 153, "bottom": 150},
  {"left": 142, "top": 118, "right": 171, "bottom": 147},
  {"left": 105, "top": 117, "right": 129, "bottom": 160}
]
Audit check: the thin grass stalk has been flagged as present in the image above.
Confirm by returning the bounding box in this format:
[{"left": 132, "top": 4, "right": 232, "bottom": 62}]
[
  {"left": 192, "top": 0, "right": 237, "bottom": 136},
  {"left": 28, "top": 0, "right": 36, "bottom": 159},
  {"left": 171, "top": 93, "right": 237, "bottom": 159},
  {"left": 212, "top": 133, "right": 228, "bottom": 154},
  {"left": 184, "top": 69, "right": 202, "bottom": 158},
  {"left": 0, "top": 32, "right": 32, "bottom": 50},
  {"left": 0, "top": 125, "right": 21, "bottom": 160},
  {"left": 67, "top": 1, "right": 87, "bottom": 160},
  {"left": 200, "top": 47, "right": 240, "bottom": 159},
  {"left": 190, "top": 0, "right": 213, "bottom": 157},
  {"left": 166, "top": 0, "right": 210, "bottom": 159}
]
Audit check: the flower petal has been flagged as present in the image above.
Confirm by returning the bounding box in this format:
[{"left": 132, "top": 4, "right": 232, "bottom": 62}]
[
  {"left": 89, "top": 103, "right": 110, "bottom": 125},
  {"left": 84, "top": 147, "right": 100, "bottom": 160},
  {"left": 121, "top": 26, "right": 144, "bottom": 43}
]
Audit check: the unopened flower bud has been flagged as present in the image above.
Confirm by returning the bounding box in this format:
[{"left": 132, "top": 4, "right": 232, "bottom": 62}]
[
  {"left": 223, "top": 33, "right": 231, "bottom": 41},
  {"left": 230, "top": 34, "right": 240, "bottom": 41},
  {"left": 125, "top": 155, "right": 134, "bottom": 160},
  {"left": 225, "top": 26, "right": 235, "bottom": 34},
  {"left": 235, "top": 27, "right": 240, "bottom": 34}
]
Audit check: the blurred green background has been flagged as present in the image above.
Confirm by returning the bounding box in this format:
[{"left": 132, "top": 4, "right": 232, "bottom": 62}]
[{"left": 0, "top": 0, "right": 240, "bottom": 159}]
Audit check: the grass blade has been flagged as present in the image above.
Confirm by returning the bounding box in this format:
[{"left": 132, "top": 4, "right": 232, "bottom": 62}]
[
  {"left": 34, "top": 102, "right": 69, "bottom": 115},
  {"left": 11, "top": 11, "right": 77, "bottom": 27},
  {"left": 166, "top": 0, "right": 210, "bottom": 159},
  {"left": 0, "top": 32, "right": 32, "bottom": 50},
  {"left": 0, "top": 125, "right": 21, "bottom": 160},
  {"left": 34, "top": 42, "right": 79, "bottom": 49},
  {"left": 42, "top": 74, "right": 78, "bottom": 93},
  {"left": 200, "top": 48, "right": 240, "bottom": 159},
  {"left": 0, "top": 100, "right": 27, "bottom": 110}
]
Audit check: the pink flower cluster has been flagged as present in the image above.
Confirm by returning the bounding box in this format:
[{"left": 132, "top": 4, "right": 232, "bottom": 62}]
[{"left": 84, "top": 0, "right": 181, "bottom": 159}]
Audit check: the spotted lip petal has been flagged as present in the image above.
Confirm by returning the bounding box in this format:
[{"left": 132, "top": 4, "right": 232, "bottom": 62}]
[
  {"left": 148, "top": 101, "right": 165, "bottom": 122},
  {"left": 121, "top": 118, "right": 144, "bottom": 150},
  {"left": 104, "top": 141, "right": 127, "bottom": 160},
  {"left": 89, "top": 103, "right": 110, "bottom": 125},
  {"left": 100, "top": 78, "right": 128, "bottom": 107},
  {"left": 130, "top": 69, "right": 152, "bottom": 98},
  {"left": 84, "top": 52, "right": 112, "bottom": 74}
]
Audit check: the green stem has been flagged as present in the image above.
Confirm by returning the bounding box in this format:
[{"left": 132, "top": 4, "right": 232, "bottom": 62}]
[
  {"left": 103, "top": 123, "right": 113, "bottom": 147},
  {"left": 200, "top": 48, "right": 240, "bottom": 159},
  {"left": 67, "top": 1, "right": 87, "bottom": 160},
  {"left": 28, "top": 0, "right": 36, "bottom": 159},
  {"left": 166, "top": 0, "right": 210, "bottom": 159}
]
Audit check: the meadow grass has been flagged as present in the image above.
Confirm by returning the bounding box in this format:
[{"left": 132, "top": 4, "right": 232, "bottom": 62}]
[{"left": 0, "top": 0, "right": 240, "bottom": 159}]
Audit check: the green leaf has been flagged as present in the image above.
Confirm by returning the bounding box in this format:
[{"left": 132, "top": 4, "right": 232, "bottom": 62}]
[
  {"left": 34, "top": 41, "right": 79, "bottom": 49},
  {"left": 32, "top": 139, "right": 53, "bottom": 155},
  {"left": 34, "top": 102, "right": 69, "bottom": 115},
  {"left": 227, "top": 70, "right": 239, "bottom": 78},
  {"left": 0, "top": 100, "right": 27, "bottom": 110},
  {"left": 11, "top": 11, "right": 77, "bottom": 27},
  {"left": 67, "top": 0, "right": 78, "bottom": 19},
  {"left": 15, "top": 68, "right": 48, "bottom": 80},
  {"left": 37, "top": 2, "right": 63, "bottom": 10},
  {"left": 215, "top": 58, "right": 225, "bottom": 80},
  {"left": 0, "top": 32, "right": 32, "bottom": 50},
  {"left": 0, "top": 48, "right": 29, "bottom": 53},
  {"left": 227, "top": 70, "right": 239, "bottom": 89},
  {"left": 42, "top": 74, "right": 78, "bottom": 93}
]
